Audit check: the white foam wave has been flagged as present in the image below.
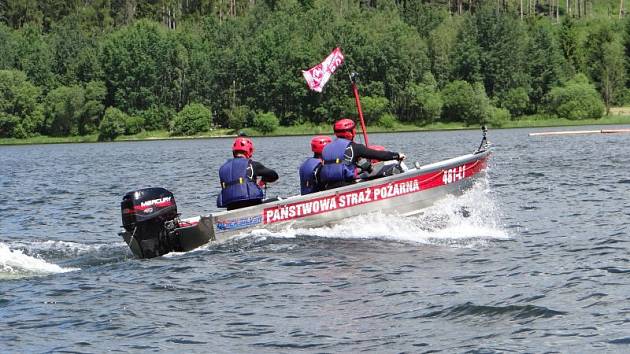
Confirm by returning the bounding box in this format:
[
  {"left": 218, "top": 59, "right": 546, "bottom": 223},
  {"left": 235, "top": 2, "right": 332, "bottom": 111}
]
[
  {"left": 170, "top": 179, "right": 508, "bottom": 254},
  {"left": 254, "top": 180, "right": 509, "bottom": 248},
  {"left": 0, "top": 242, "right": 79, "bottom": 278},
  {"left": 162, "top": 251, "right": 187, "bottom": 258},
  {"left": 10, "top": 240, "right": 120, "bottom": 256}
]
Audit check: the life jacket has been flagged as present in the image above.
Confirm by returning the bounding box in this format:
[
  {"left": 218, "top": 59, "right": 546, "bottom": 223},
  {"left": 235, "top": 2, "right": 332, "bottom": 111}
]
[
  {"left": 217, "top": 158, "right": 264, "bottom": 208},
  {"left": 319, "top": 138, "right": 356, "bottom": 184},
  {"left": 299, "top": 157, "right": 323, "bottom": 195}
]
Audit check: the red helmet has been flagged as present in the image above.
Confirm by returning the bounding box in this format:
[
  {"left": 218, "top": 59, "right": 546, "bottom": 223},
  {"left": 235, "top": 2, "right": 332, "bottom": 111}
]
[
  {"left": 232, "top": 137, "right": 254, "bottom": 158},
  {"left": 310, "top": 135, "right": 332, "bottom": 154},
  {"left": 333, "top": 118, "right": 356, "bottom": 140}
]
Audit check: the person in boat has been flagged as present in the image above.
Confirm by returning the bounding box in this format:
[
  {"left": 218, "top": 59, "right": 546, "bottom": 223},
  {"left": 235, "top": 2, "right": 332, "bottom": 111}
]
[
  {"left": 319, "top": 118, "right": 405, "bottom": 189},
  {"left": 357, "top": 144, "right": 404, "bottom": 180},
  {"left": 299, "top": 135, "right": 332, "bottom": 195},
  {"left": 217, "top": 136, "right": 279, "bottom": 210}
]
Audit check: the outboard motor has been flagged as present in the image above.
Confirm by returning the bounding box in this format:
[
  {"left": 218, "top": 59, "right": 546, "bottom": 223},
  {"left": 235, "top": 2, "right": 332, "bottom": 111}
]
[{"left": 120, "top": 187, "right": 182, "bottom": 258}]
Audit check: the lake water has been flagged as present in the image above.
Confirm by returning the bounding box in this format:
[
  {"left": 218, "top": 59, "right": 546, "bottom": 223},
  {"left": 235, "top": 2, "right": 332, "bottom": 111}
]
[{"left": 1, "top": 126, "right": 629, "bottom": 352}]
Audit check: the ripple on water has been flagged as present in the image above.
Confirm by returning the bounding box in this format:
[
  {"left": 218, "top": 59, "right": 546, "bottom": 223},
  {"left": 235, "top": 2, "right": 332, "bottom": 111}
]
[
  {"left": 253, "top": 341, "right": 327, "bottom": 350},
  {"left": 127, "top": 345, "right": 160, "bottom": 350},
  {"left": 525, "top": 172, "right": 545, "bottom": 177},
  {"left": 279, "top": 260, "right": 326, "bottom": 266},
  {"left": 576, "top": 293, "right": 608, "bottom": 302},
  {"left": 166, "top": 337, "right": 207, "bottom": 345},
  {"left": 421, "top": 302, "right": 567, "bottom": 321},
  {"left": 600, "top": 267, "right": 630, "bottom": 274},
  {"left": 609, "top": 337, "right": 630, "bottom": 344}
]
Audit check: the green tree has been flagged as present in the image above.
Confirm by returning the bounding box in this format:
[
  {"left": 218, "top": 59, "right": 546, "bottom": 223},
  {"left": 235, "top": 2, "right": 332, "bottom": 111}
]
[
  {"left": 139, "top": 105, "right": 176, "bottom": 131},
  {"left": 486, "top": 105, "right": 511, "bottom": 128},
  {"left": 302, "top": 4, "right": 430, "bottom": 121},
  {"left": 600, "top": 40, "right": 626, "bottom": 112},
  {"left": 358, "top": 96, "right": 390, "bottom": 125},
  {"left": 234, "top": 4, "right": 323, "bottom": 125},
  {"left": 37, "top": 0, "right": 82, "bottom": 31},
  {"left": 399, "top": 1, "right": 448, "bottom": 38},
  {"left": 13, "top": 25, "right": 56, "bottom": 90},
  {"left": 0, "top": 69, "right": 43, "bottom": 138},
  {"left": 124, "top": 115, "right": 145, "bottom": 135},
  {"left": 1, "top": 0, "right": 43, "bottom": 29},
  {"left": 100, "top": 20, "right": 189, "bottom": 113},
  {"left": 77, "top": 0, "right": 114, "bottom": 31},
  {"left": 44, "top": 85, "right": 85, "bottom": 136},
  {"left": 527, "top": 21, "right": 564, "bottom": 113},
  {"left": 72, "top": 46, "right": 104, "bottom": 84},
  {"left": 585, "top": 23, "right": 626, "bottom": 113},
  {"left": 501, "top": 87, "right": 530, "bottom": 117},
  {"left": 474, "top": 6, "right": 529, "bottom": 100},
  {"left": 559, "top": 17, "right": 579, "bottom": 74},
  {"left": 428, "top": 16, "right": 462, "bottom": 88},
  {"left": 624, "top": 17, "right": 630, "bottom": 96},
  {"left": 377, "top": 113, "right": 398, "bottom": 129},
  {"left": 451, "top": 15, "right": 482, "bottom": 84},
  {"left": 179, "top": 19, "right": 219, "bottom": 114},
  {"left": 81, "top": 80, "right": 107, "bottom": 135},
  {"left": 0, "top": 114, "right": 26, "bottom": 138},
  {"left": 253, "top": 111, "right": 279, "bottom": 134},
  {"left": 170, "top": 103, "right": 212, "bottom": 136},
  {"left": 48, "top": 16, "right": 93, "bottom": 86},
  {"left": 399, "top": 73, "right": 443, "bottom": 124},
  {"left": 0, "top": 24, "right": 17, "bottom": 70},
  {"left": 98, "top": 107, "right": 127, "bottom": 141},
  {"left": 225, "top": 105, "right": 253, "bottom": 131},
  {"left": 441, "top": 80, "right": 489, "bottom": 125},
  {"left": 547, "top": 74, "right": 605, "bottom": 120}
]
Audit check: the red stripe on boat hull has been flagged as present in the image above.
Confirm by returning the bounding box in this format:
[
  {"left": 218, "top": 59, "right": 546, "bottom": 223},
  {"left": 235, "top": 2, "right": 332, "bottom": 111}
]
[{"left": 262, "top": 157, "right": 487, "bottom": 224}]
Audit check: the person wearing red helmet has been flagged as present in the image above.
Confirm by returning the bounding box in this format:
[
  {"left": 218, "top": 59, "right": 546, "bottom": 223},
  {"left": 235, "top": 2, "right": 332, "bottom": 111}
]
[
  {"left": 298, "top": 135, "right": 332, "bottom": 195},
  {"left": 319, "top": 118, "right": 405, "bottom": 189},
  {"left": 217, "top": 135, "right": 279, "bottom": 210}
]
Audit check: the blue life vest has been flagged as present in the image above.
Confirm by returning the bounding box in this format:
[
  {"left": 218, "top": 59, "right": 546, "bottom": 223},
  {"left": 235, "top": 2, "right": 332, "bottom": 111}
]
[
  {"left": 217, "top": 158, "right": 264, "bottom": 208},
  {"left": 319, "top": 138, "right": 356, "bottom": 183},
  {"left": 299, "top": 157, "right": 323, "bottom": 195}
]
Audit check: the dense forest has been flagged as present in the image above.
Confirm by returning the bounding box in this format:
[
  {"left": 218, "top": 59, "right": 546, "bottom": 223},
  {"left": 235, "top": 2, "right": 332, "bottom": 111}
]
[{"left": 1, "top": 0, "right": 629, "bottom": 140}]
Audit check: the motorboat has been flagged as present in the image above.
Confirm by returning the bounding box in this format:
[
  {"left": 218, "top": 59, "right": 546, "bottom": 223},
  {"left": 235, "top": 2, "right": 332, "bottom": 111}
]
[{"left": 119, "top": 128, "right": 492, "bottom": 258}]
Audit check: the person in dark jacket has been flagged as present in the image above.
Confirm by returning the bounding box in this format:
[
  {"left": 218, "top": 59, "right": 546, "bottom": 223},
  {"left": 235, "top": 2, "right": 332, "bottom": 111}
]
[
  {"left": 299, "top": 135, "right": 332, "bottom": 195},
  {"left": 217, "top": 136, "right": 279, "bottom": 210},
  {"left": 319, "top": 119, "right": 405, "bottom": 189}
]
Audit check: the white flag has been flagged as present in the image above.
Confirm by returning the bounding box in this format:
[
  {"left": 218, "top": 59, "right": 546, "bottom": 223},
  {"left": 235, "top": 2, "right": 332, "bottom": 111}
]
[{"left": 302, "top": 47, "right": 345, "bottom": 92}]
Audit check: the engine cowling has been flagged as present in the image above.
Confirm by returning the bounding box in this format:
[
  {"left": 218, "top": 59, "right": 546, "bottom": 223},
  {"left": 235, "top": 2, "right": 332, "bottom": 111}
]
[{"left": 120, "top": 187, "right": 181, "bottom": 258}]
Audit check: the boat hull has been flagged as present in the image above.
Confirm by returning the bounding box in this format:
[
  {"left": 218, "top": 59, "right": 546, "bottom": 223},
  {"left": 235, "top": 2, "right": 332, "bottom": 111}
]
[
  {"left": 120, "top": 148, "right": 490, "bottom": 257},
  {"left": 210, "top": 149, "right": 489, "bottom": 241}
]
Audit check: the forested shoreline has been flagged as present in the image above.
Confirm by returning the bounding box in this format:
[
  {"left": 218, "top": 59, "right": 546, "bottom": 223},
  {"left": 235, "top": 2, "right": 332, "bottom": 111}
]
[{"left": 1, "top": 0, "right": 629, "bottom": 141}]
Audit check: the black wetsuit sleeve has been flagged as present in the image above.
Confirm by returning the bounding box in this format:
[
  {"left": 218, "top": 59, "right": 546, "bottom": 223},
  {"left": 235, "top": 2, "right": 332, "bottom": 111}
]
[
  {"left": 251, "top": 161, "right": 279, "bottom": 182},
  {"left": 350, "top": 142, "right": 399, "bottom": 162}
]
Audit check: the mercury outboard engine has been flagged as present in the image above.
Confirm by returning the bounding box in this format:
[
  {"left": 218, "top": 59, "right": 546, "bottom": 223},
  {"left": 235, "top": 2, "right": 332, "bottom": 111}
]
[{"left": 120, "top": 187, "right": 182, "bottom": 258}]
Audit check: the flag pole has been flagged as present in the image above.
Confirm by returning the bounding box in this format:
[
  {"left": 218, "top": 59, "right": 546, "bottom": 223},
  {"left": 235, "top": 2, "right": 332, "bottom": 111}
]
[{"left": 350, "top": 72, "right": 369, "bottom": 146}]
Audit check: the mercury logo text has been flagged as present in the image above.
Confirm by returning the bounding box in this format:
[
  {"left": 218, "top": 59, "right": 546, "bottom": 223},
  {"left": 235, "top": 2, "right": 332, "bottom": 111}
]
[{"left": 140, "top": 197, "right": 172, "bottom": 208}]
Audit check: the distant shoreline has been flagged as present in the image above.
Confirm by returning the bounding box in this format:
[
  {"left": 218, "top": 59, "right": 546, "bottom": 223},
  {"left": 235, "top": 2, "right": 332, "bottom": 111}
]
[{"left": 2, "top": 116, "right": 629, "bottom": 146}]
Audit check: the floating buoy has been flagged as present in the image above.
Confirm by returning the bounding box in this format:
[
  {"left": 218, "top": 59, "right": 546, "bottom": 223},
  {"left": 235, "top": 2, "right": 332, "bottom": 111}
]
[{"left": 529, "top": 129, "right": 630, "bottom": 136}]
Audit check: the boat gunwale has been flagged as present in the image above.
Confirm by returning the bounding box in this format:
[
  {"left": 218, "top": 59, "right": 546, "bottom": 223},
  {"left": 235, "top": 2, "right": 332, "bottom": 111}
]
[{"left": 209, "top": 148, "right": 491, "bottom": 218}]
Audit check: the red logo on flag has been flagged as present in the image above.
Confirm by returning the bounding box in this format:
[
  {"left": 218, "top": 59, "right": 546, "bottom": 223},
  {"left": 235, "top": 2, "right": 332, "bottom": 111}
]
[{"left": 302, "top": 47, "right": 344, "bottom": 92}]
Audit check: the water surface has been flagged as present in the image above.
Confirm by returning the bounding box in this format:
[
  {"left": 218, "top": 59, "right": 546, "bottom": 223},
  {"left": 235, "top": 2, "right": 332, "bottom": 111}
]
[{"left": 1, "top": 127, "right": 629, "bottom": 352}]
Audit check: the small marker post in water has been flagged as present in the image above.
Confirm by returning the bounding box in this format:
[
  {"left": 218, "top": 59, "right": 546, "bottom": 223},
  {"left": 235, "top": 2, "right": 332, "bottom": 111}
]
[{"left": 529, "top": 129, "right": 630, "bottom": 136}]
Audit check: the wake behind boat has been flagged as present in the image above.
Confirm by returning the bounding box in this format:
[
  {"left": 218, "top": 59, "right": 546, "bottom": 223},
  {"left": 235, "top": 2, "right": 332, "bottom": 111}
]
[{"left": 119, "top": 129, "right": 491, "bottom": 258}]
